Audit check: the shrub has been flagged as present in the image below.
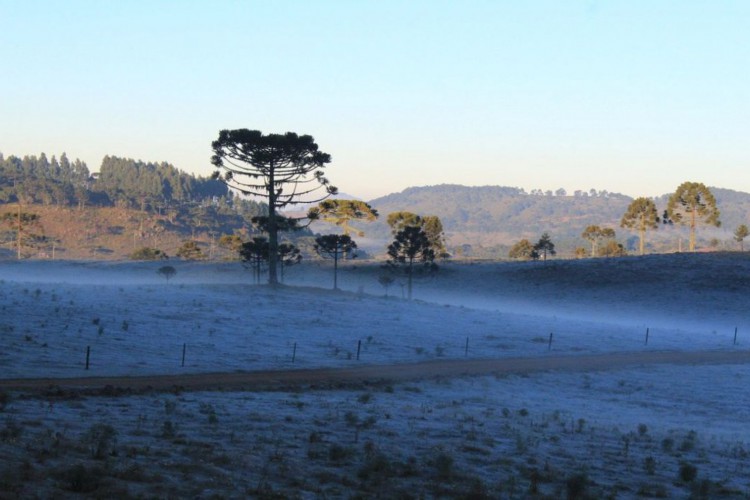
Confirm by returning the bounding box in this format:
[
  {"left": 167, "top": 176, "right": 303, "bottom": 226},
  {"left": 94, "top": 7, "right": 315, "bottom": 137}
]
[
  {"left": 643, "top": 456, "right": 656, "bottom": 475},
  {"left": 566, "top": 472, "right": 589, "bottom": 500},
  {"left": 61, "top": 463, "right": 103, "bottom": 493},
  {"left": 357, "top": 393, "right": 373, "bottom": 404},
  {"left": 679, "top": 462, "right": 698, "bottom": 482},
  {"left": 130, "top": 247, "right": 168, "bottom": 260},
  {"left": 433, "top": 452, "right": 454, "bottom": 480},
  {"left": 0, "top": 418, "right": 22, "bottom": 443},
  {"left": 661, "top": 437, "right": 674, "bottom": 453},
  {"left": 328, "top": 443, "right": 355, "bottom": 463},
  {"left": 176, "top": 240, "right": 204, "bottom": 260},
  {"left": 82, "top": 423, "right": 117, "bottom": 459}
]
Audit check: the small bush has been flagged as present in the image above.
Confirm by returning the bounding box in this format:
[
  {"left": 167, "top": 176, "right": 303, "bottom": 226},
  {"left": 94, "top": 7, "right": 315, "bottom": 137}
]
[
  {"left": 161, "top": 420, "right": 176, "bottom": 439},
  {"left": 0, "top": 391, "right": 9, "bottom": 412},
  {"left": 566, "top": 472, "right": 589, "bottom": 500},
  {"left": 661, "top": 437, "right": 674, "bottom": 453},
  {"left": 82, "top": 423, "right": 117, "bottom": 459},
  {"left": 679, "top": 462, "right": 698, "bottom": 482},
  {"left": 0, "top": 418, "right": 22, "bottom": 442},
  {"left": 328, "top": 443, "right": 355, "bottom": 463},
  {"left": 130, "top": 247, "right": 168, "bottom": 260},
  {"left": 643, "top": 456, "right": 656, "bottom": 475},
  {"left": 680, "top": 430, "right": 697, "bottom": 452},
  {"left": 61, "top": 463, "right": 103, "bottom": 493},
  {"left": 433, "top": 452, "right": 454, "bottom": 480},
  {"left": 357, "top": 393, "right": 373, "bottom": 404}
]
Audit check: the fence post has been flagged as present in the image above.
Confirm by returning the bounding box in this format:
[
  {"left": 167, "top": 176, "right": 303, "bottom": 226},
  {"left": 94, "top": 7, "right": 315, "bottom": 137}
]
[
  {"left": 645, "top": 327, "right": 649, "bottom": 346},
  {"left": 181, "top": 343, "right": 186, "bottom": 367},
  {"left": 356, "top": 340, "right": 362, "bottom": 361},
  {"left": 465, "top": 337, "right": 469, "bottom": 357},
  {"left": 292, "top": 342, "right": 297, "bottom": 363},
  {"left": 734, "top": 327, "right": 738, "bottom": 346},
  {"left": 85, "top": 345, "right": 90, "bottom": 370},
  {"left": 548, "top": 333, "right": 553, "bottom": 350}
]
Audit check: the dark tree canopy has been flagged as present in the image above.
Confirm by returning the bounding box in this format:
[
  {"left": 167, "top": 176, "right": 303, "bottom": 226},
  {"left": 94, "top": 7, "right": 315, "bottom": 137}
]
[
  {"left": 211, "top": 130, "right": 336, "bottom": 284},
  {"left": 239, "top": 237, "right": 270, "bottom": 284},
  {"left": 387, "top": 225, "right": 437, "bottom": 300},
  {"left": 157, "top": 265, "right": 177, "bottom": 281},
  {"left": 534, "top": 232, "right": 556, "bottom": 262},
  {"left": 277, "top": 242, "right": 302, "bottom": 283},
  {"left": 314, "top": 234, "right": 357, "bottom": 289},
  {"left": 386, "top": 211, "right": 447, "bottom": 257}
]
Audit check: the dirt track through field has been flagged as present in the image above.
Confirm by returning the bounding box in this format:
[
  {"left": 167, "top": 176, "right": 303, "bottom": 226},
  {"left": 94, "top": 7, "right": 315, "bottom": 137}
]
[{"left": 2, "top": 349, "right": 750, "bottom": 396}]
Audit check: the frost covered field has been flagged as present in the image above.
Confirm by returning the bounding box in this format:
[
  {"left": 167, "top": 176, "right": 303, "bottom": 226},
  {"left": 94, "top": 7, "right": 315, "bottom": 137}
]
[{"left": 1, "top": 253, "right": 750, "bottom": 498}]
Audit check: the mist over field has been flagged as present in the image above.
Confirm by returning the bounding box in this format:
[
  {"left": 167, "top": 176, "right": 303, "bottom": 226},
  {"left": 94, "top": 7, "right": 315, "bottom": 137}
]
[{"left": 1, "top": 253, "right": 749, "bottom": 497}]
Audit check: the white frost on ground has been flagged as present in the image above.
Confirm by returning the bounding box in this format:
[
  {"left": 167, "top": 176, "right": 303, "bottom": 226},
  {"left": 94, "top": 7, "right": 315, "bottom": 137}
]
[{"left": 1, "top": 255, "right": 750, "bottom": 497}]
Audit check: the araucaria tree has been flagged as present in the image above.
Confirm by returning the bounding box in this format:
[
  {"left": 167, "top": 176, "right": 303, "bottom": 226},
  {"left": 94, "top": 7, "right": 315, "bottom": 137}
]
[
  {"left": 620, "top": 197, "right": 660, "bottom": 255},
  {"left": 239, "top": 237, "right": 270, "bottom": 284},
  {"left": 581, "top": 225, "right": 615, "bottom": 257},
  {"left": 1, "top": 205, "right": 42, "bottom": 259},
  {"left": 734, "top": 224, "right": 749, "bottom": 251},
  {"left": 667, "top": 182, "right": 720, "bottom": 252},
  {"left": 212, "top": 130, "right": 336, "bottom": 284},
  {"left": 387, "top": 225, "right": 436, "bottom": 300},
  {"left": 387, "top": 211, "right": 447, "bottom": 258},
  {"left": 308, "top": 200, "right": 378, "bottom": 237},
  {"left": 314, "top": 234, "right": 357, "bottom": 289}
]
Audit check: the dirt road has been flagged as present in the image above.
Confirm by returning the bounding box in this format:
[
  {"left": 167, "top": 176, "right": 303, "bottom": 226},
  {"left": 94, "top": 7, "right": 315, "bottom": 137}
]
[{"left": 2, "top": 349, "right": 749, "bottom": 396}]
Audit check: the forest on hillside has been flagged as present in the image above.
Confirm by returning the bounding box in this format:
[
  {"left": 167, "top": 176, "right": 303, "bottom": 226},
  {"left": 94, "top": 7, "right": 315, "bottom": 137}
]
[
  {"left": 0, "top": 153, "right": 277, "bottom": 260},
  {"left": 0, "top": 153, "right": 229, "bottom": 210},
  {"left": 2, "top": 153, "right": 749, "bottom": 260},
  {"left": 365, "top": 184, "right": 749, "bottom": 257}
]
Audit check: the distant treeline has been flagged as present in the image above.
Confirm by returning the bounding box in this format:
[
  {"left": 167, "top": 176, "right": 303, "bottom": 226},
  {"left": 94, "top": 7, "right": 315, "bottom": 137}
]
[{"left": 0, "top": 152, "right": 244, "bottom": 212}]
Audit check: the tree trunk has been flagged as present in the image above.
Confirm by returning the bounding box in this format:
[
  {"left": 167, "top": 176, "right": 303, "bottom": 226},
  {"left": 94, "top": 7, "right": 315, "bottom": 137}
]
[
  {"left": 16, "top": 203, "right": 21, "bottom": 260},
  {"left": 267, "top": 163, "right": 278, "bottom": 285},
  {"left": 407, "top": 257, "right": 413, "bottom": 300},
  {"left": 689, "top": 209, "right": 696, "bottom": 252},
  {"left": 333, "top": 252, "right": 339, "bottom": 290},
  {"left": 639, "top": 213, "right": 645, "bottom": 256}
]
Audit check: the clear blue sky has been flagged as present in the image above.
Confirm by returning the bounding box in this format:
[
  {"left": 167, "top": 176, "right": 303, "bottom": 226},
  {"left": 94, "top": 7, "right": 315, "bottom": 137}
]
[{"left": 1, "top": 1, "right": 748, "bottom": 200}]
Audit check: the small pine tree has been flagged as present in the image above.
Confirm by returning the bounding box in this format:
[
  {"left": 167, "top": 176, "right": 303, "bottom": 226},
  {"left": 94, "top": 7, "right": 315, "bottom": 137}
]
[
  {"left": 314, "top": 234, "right": 357, "bottom": 290},
  {"left": 534, "top": 233, "right": 556, "bottom": 262}
]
